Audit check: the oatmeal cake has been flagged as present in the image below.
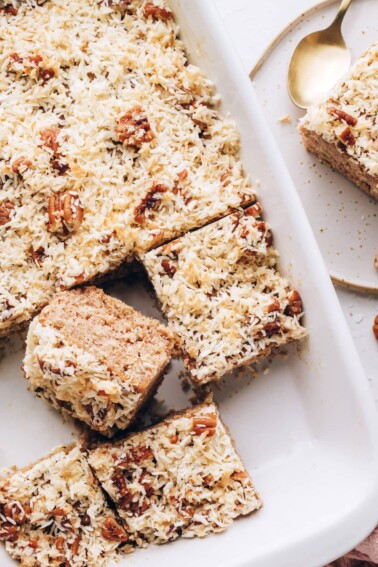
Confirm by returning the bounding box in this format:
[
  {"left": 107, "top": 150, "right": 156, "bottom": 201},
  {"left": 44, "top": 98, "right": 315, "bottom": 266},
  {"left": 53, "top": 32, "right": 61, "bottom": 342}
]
[
  {"left": 23, "top": 286, "right": 177, "bottom": 436},
  {"left": 0, "top": 0, "right": 255, "bottom": 338},
  {"left": 142, "top": 207, "right": 307, "bottom": 385},
  {"left": 88, "top": 401, "right": 261, "bottom": 546},
  {"left": 0, "top": 444, "right": 127, "bottom": 566},
  {"left": 299, "top": 42, "right": 378, "bottom": 200}
]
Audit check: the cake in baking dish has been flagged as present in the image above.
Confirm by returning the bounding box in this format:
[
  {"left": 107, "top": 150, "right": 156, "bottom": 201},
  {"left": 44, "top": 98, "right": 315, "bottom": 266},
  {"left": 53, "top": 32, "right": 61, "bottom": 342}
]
[
  {"left": 23, "top": 286, "right": 177, "bottom": 436},
  {"left": 0, "top": 444, "right": 127, "bottom": 566},
  {"left": 142, "top": 207, "right": 307, "bottom": 385},
  {"left": 299, "top": 42, "right": 378, "bottom": 200},
  {"left": 88, "top": 401, "right": 262, "bottom": 546},
  {"left": 0, "top": 0, "right": 255, "bottom": 338}
]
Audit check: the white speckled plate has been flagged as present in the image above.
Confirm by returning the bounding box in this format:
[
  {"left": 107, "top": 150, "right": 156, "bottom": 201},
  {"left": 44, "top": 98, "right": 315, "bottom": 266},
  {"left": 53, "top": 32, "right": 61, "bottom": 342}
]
[{"left": 250, "top": 0, "right": 378, "bottom": 293}]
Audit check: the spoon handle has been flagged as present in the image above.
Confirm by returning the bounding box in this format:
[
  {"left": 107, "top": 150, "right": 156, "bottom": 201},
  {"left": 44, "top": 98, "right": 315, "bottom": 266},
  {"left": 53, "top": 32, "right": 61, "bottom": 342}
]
[{"left": 333, "top": 0, "right": 353, "bottom": 26}]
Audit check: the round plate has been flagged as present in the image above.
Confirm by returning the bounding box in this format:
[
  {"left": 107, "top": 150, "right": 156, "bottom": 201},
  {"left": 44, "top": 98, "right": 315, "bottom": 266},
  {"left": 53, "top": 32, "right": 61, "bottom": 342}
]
[{"left": 251, "top": 0, "right": 378, "bottom": 293}]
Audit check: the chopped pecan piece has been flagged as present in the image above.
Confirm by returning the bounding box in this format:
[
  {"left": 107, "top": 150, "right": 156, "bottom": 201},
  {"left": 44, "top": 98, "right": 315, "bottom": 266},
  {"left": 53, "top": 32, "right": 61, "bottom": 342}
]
[
  {"left": 102, "top": 517, "right": 128, "bottom": 542},
  {"left": 108, "top": 0, "right": 131, "bottom": 13},
  {"left": 161, "top": 259, "right": 177, "bottom": 277},
  {"left": 285, "top": 290, "right": 302, "bottom": 317},
  {"left": 266, "top": 298, "right": 280, "bottom": 313},
  {"left": 134, "top": 183, "right": 167, "bottom": 223},
  {"left": 71, "top": 535, "right": 81, "bottom": 556},
  {"left": 139, "top": 470, "right": 154, "bottom": 497},
  {"left": 143, "top": 2, "right": 173, "bottom": 21},
  {"left": 192, "top": 414, "right": 217, "bottom": 436},
  {"left": 111, "top": 473, "right": 127, "bottom": 496},
  {"left": 54, "top": 535, "right": 65, "bottom": 552},
  {"left": 327, "top": 107, "right": 358, "bottom": 127},
  {"left": 115, "top": 446, "right": 154, "bottom": 469},
  {"left": 28, "top": 538, "right": 39, "bottom": 549},
  {"left": 339, "top": 126, "right": 355, "bottom": 146},
  {"left": 0, "top": 6, "right": 18, "bottom": 15},
  {"left": 51, "top": 507, "right": 67, "bottom": 517},
  {"left": 51, "top": 159, "right": 69, "bottom": 175},
  {"left": 231, "top": 471, "right": 248, "bottom": 482},
  {"left": 245, "top": 202, "right": 263, "bottom": 217},
  {"left": 40, "top": 127, "right": 60, "bottom": 155},
  {"left": 256, "top": 321, "right": 281, "bottom": 338},
  {"left": 40, "top": 68, "right": 55, "bottom": 84},
  {"left": 47, "top": 192, "right": 84, "bottom": 235},
  {"left": 0, "top": 200, "right": 15, "bottom": 226},
  {"left": 11, "top": 156, "right": 31, "bottom": 174},
  {"left": 116, "top": 106, "right": 155, "bottom": 147},
  {"left": 177, "top": 169, "right": 188, "bottom": 183},
  {"left": 3, "top": 503, "right": 31, "bottom": 525},
  {"left": 256, "top": 221, "right": 273, "bottom": 246},
  {"left": 30, "top": 246, "right": 45, "bottom": 267},
  {"left": 0, "top": 522, "right": 19, "bottom": 542},
  {"left": 373, "top": 315, "right": 378, "bottom": 341},
  {"left": 118, "top": 492, "right": 133, "bottom": 509}
]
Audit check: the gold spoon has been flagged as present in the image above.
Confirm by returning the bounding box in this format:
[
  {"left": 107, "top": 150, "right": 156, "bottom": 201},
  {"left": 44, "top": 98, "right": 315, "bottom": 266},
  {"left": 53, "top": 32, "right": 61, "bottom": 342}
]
[{"left": 288, "top": 0, "right": 353, "bottom": 108}]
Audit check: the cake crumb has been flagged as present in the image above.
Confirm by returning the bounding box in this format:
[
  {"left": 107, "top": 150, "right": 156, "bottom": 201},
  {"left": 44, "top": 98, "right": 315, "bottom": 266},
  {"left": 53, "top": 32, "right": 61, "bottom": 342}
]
[{"left": 277, "top": 115, "right": 292, "bottom": 124}]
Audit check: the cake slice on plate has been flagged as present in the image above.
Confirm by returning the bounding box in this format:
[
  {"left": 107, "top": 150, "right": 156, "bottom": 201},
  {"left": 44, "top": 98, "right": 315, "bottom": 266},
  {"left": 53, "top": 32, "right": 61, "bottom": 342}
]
[
  {"left": 142, "top": 206, "right": 307, "bottom": 385},
  {"left": 88, "top": 401, "right": 261, "bottom": 546},
  {"left": 23, "top": 286, "right": 177, "bottom": 436},
  {"left": 0, "top": 444, "right": 127, "bottom": 566},
  {"left": 299, "top": 42, "right": 378, "bottom": 200}
]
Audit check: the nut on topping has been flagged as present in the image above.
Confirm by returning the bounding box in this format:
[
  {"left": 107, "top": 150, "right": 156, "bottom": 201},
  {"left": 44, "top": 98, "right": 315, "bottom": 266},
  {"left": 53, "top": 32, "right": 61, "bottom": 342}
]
[
  {"left": 108, "top": 0, "right": 131, "bottom": 13},
  {"left": 116, "top": 105, "right": 155, "bottom": 147},
  {"left": 134, "top": 183, "right": 168, "bottom": 223},
  {"left": 192, "top": 414, "right": 217, "bottom": 436},
  {"left": 285, "top": 290, "right": 303, "bottom": 317},
  {"left": 161, "top": 259, "right": 177, "bottom": 277},
  {"left": 102, "top": 516, "right": 128, "bottom": 542},
  {"left": 0, "top": 200, "right": 15, "bottom": 226},
  {"left": 327, "top": 106, "right": 358, "bottom": 127},
  {"left": 30, "top": 246, "right": 45, "bottom": 267},
  {"left": 0, "top": 522, "right": 19, "bottom": 542},
  {"left": 40, "top": 127, "right": 60, "bottom": 155},
  {"left": 11, "top": 156, "right": 32, "bottom": 174},
  {"left": 0, "top": 5, "right": 18, "bottom": 15},
  {"left": 338, "top": 126, "right": 355, "bottom": 146},
  {"left": 47, "top": 192, "right": 84, "bottom": 235},
  {"left": 245, "top": 202, "right": 263, "bottom": 218},
  {"left": 143, "top": 2, "right": 173, "bottom": 21},
  {"left": 111, "top": 473, "right": 127, "bottom": 496}
]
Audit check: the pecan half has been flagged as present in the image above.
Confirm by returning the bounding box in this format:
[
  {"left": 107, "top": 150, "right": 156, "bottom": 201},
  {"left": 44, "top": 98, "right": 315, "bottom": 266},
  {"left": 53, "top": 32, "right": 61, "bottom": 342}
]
[
  {"left": 327, "top": 107, "right": 358, "bottom": 127},
  {"left": 0, "top": 201, "right": 15, "bottom": 226},
  {"left": 338, "top": 126, "right": 355, "bottom": 146},
  {"left": 40, "top": 128, "right": 60, "bottom": 155},
  {"left": 11, "top": 156, "right": 31, "bottom": 174},
  {"left": 192, "top": 414, "right": 217, "bottom": 436},
  {"left": 111, "top": 473, "right": 127, "bottom": 497},
  {"left": 0, "top": 522, "right": 19, "bottom": 542},
  {"left": 30, "top": 246, "right": 45, "bottom": 267},
  {"left": 116, "top": 106, "right": 155, "bottom": 147},
  {"left": 102, "top": 517, "right": 128, "bottom": 542},
  {"left": 47, "top": 192, "right": 84, "bottom": 234},
  {"left": 143, "top": 2, "right": 173, "bottom": 21},
  {"left": 134, "top": 183, "right": 167, "bottom": 224},
  {"left": 285, "top": 290, "right": 302, "bottom": 317},
  {"left": 373, "top": 315, "right": 378, "bottom": 341},
  {"left": 161, "top": 259, "right": 177, "bottom": 277}
]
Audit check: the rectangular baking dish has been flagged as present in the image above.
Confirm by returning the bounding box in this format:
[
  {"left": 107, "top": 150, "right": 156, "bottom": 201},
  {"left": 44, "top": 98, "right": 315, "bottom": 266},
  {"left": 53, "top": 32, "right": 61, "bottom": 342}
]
[{"left": 1, "top": 1, "right": 378, "bottom": 566}]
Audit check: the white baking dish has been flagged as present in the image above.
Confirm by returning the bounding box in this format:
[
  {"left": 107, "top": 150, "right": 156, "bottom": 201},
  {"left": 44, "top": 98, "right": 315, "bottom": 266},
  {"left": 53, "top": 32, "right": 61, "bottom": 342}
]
[{"left": 1, "top": 2, "right": 378, "bottom": 566}]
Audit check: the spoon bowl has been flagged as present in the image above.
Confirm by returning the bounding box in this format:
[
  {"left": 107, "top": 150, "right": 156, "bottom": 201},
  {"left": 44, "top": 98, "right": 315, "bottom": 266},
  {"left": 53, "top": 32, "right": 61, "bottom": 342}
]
[{"left": 288, "top": 0, "right": 353, "bottom": 108}]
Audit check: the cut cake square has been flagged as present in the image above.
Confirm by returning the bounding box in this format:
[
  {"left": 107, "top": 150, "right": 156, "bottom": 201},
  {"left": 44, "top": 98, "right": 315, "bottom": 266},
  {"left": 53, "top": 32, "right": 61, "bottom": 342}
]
[
  {"left": 88, "top": 401, "right": 262, "bottom": 546},
  {"left": 299, "top": 42, "right": 378, "bottom": 200},
  {"left": 23, "top": 286, "right": 177, "bottom": 436},
  {"left": 0, "top": 444, "right": 127, "bottom": 566},
  {"left": 142, "top": 206, "right": 307, "bottom": 385}
]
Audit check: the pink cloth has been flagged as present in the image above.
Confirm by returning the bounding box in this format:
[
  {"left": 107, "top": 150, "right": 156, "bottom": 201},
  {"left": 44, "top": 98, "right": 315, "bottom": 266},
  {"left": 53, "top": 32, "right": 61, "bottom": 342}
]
[{"left": 325, "top": 526, "right": 378, "bottom": 567}]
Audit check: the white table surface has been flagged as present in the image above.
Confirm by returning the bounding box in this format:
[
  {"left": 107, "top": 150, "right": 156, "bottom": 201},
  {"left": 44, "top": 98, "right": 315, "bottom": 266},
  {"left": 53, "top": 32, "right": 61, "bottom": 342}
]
[{"left": 214, "top": 0, "right": 378, "bottom": 399}]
